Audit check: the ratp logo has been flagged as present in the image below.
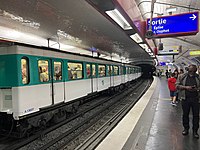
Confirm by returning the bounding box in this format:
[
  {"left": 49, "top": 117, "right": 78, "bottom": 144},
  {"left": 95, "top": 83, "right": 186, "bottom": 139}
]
[{"left": 25, "top": 108, "right": 34, "bottom": 113}]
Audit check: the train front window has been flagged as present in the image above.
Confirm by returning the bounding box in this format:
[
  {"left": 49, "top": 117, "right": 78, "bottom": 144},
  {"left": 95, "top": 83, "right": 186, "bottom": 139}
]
[
  {"left": 21, "top": 58, "right": 29, "bottom": 84},
  {"left": 38, "top": 60, "right": 49, "bottom": 82},
  {"left": 68, "top": 62, "right": 83, "bottom": 80},
  {"left": 54, "top": 61, "right": 62, "bottom": 81}
]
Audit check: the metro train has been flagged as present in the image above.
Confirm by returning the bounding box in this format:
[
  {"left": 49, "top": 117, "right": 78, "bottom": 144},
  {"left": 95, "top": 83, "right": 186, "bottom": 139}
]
[{"left": 0, "top": 42, "right": 142, "bottom": 137}]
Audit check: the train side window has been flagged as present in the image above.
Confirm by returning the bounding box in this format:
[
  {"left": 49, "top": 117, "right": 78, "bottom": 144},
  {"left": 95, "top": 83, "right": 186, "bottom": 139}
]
[
  {"left": 114, "top": 66, "right": 119, "bottom": 75},
  {"left": 38, "top": 60, "right": 49, "bottom": 82},
  {"left": 98, "top": 65, "right": 105, "bottom": 77},
  {"left": 54, "top": 61, "right": 62, "bottom": 81},
  {"left": 126, "top": 67, "right": 129, "bottom": 74},
  {"left": 110, "top": 66, "right": 113, "bottom": 75},
  {"left": 119, "top": 66, "right": 124, "bottom": 75},
  {"left": 86, "top": 64, "right": 91, "bottom": 78},
  {"left": 123, "top": 66, "right": 126, "bottom": 74},
  {"left": 130, "top": 67, "right": 133, "bottom": 74},
  {"left": 92, "top": 64, "right": 96, "bottom": 78},
  {"left": 21, "top": 58, "right": 29, "bottom": 84},
  {"left": 68, "top": 62, "right": 83, "bottom": 80},
  {"left": 107, "top": 65, "right": 113, "bottom": 76},
  {"left": 107, "top": 65, "right": 111, "bottom": 76}
]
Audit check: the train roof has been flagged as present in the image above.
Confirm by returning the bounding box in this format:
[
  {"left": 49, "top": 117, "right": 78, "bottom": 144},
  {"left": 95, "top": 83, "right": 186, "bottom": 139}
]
[{"left": 0, "top": 40, "right": 139, "bottom": 67}]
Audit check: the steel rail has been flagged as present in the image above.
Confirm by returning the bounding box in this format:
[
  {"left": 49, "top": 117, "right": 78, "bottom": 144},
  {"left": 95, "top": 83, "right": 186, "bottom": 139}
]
[
  {"left": 39, "top": 80, "right": 145, "bottom": 150},
  {"left": 74, "top": 80, "right": 151, "bottom": 150}
]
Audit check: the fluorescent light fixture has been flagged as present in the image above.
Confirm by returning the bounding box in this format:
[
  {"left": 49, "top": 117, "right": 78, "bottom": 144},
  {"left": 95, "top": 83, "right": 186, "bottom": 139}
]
[
  {"left": 106, "top": 9, "right": 132, "bottom": 30},
  {"left": 189, "top": 50, "right": 200, "bottom": 56},
  {"left": 166, "top": 7, "right": 177, "bottom": 13},
  {"left": 139, "top": 44, "right": 148, "bottom": 49},
  {"left": 130, "top": 33, "right": 143, "bottom": 43}
]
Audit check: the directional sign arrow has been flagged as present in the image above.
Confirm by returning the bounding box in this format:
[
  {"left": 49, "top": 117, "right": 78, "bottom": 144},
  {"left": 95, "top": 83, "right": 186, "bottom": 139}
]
[
  {"left": 146, "top": 12, "right": 199, "bottom": 38},
  {"left": 190, "top": 14, "right": 197, "bottom": 20}
]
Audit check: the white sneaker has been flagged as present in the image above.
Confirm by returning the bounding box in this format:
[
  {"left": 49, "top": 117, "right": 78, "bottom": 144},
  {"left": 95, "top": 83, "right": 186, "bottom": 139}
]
[{"left": 171, "top": 102, "right": 177, "bottom": 106}]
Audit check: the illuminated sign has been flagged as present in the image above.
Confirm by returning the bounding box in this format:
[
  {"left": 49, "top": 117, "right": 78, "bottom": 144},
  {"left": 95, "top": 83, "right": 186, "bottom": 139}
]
[
  {"left": 147, "top": 12, "right": 199, "bottom": 38},
  {"left": 158, "top": 49, "right": 179, "bottom": 55},
  {"left": 159, "top": 62, "right": 166, "bottom": 66},
  {"left": 189, "top": 51, "right": 200, "bottom": 56}
]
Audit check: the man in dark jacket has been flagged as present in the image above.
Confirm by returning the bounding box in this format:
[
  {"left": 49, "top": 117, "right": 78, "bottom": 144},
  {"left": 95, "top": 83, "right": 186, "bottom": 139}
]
[{"left": 176, "top": 64, "right": 200, "bottom": 139}]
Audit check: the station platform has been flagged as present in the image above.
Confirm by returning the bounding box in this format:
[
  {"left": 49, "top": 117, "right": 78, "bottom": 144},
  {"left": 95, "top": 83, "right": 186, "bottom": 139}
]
[{"left": 96, "top": 77, "right": 200, "bottom": 150}]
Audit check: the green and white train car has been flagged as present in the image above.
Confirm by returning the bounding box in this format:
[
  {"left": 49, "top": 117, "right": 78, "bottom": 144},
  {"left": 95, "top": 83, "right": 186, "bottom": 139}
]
[{"left": 0, "top": 43, "right": 142, "bottom": 137}]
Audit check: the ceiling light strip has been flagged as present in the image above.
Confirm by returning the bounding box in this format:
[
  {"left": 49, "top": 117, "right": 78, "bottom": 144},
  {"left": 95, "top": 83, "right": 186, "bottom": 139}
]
[{"left": 106, "top": 9, "right": 132, "bottom": 30}]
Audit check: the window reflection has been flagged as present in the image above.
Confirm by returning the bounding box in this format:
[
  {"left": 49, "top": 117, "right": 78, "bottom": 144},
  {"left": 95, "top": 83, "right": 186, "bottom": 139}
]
[
  {"left": 68, "top": 62, "right": 83, "bottom": 80},
  {"left": 92, "top": 64, "right": 96, "bottom": 78},
  {"left": 98, "top": 65, "right": 106, "bottom": 77},
  {"left": 21, "top": 58, "right": 29, "bottom": 84},
  {"left": 38, "top": 60, "right": 49, "bottom": 82},
  {"left": 114, "top": 66, "right": 118, "bottom": 75},
  {"left": 86, "top": 64, "right": 91, "bottom": 78},
  {"left": 54, "top": 62, "right": 62, "bottom": 81}
]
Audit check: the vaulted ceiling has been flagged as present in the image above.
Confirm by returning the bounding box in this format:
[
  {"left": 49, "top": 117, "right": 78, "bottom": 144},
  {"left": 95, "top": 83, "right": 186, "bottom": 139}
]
[
  {"left": 1, "top": 0, "right": 200, "bottom": 68},
  {"left": 0, "top": 0, "right": 153, "bottom": 65}
]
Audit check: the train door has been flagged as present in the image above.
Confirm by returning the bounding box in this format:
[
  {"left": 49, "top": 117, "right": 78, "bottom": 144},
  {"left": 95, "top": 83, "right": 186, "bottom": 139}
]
[
  {"left": 38, "top": 59, "right": 64, "bottom": 106},
  {"left": 120, "top": 66, "right": 125, "bottom": 84},
  {"left": 107, "top": 65, "right": 112, "bottom": 87},
  {"left": 38, "top": 59, "right": 52, "bottom": 105},
  {"left": 110, "top": 65, "right": 114, "bottom": 87},
  {"left": 92, "top": 64, "right": 98, "bottom": 92},
  {"left": 86, "top": 63, "right": 92, "bottom": 94},
  {"left": 52, "top": 60, "right": 65, "bottom": 104}
]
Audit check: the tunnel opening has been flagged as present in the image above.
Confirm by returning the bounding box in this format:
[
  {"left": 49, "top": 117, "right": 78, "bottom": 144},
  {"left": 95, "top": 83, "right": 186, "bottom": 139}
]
[{"left": 138, "top": 64, "right": 156, "bottom": 79}]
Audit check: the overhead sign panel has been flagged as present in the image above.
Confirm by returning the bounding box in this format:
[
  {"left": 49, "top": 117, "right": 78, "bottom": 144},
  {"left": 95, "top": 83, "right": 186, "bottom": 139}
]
[
  {"left": 189, "top": 50, "right": 200, "bottom": 56},
  {"left": 158, "top": 49, "right": 179, "bottom": 55},
  {"left": 147, "top": 12, "right": 199, "bottom": 38}
]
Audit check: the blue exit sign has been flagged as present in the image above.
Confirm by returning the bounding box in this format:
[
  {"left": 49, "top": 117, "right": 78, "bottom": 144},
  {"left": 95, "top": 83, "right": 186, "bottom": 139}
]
[{"left": 147, "top": 12, "right": 199, "bottom": 38}]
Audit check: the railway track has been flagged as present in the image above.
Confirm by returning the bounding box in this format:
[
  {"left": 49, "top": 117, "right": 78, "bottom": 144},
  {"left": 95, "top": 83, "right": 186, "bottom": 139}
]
[{"left": 2, "top": 78, "right": 152, "bottom": 150}]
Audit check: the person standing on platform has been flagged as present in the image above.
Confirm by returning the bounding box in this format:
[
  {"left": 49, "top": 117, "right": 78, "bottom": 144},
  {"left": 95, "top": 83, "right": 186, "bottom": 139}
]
[
  {"left": 179, "top": 69, "right": 184, "bottom": 75},
  {"left": 168, "top": 73, "right": 177, "bottom": 106},
  {"left": 173, "top": 69, "right": 179, "bottom": 103},
  {"left": 176, "top": 64, "right": 200, "bottom": 139},
  {"left": 165, "top": 70, "right": 169, "bottom": 79},
  {"left": 168, "top": 69, "right": 172, "bottom": 78},
  {"left": 176, "top": 69, "right": 184, "bottom": 102},
  {"left": 174, "top": 69, "right": 179, "bottom": 79}
]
